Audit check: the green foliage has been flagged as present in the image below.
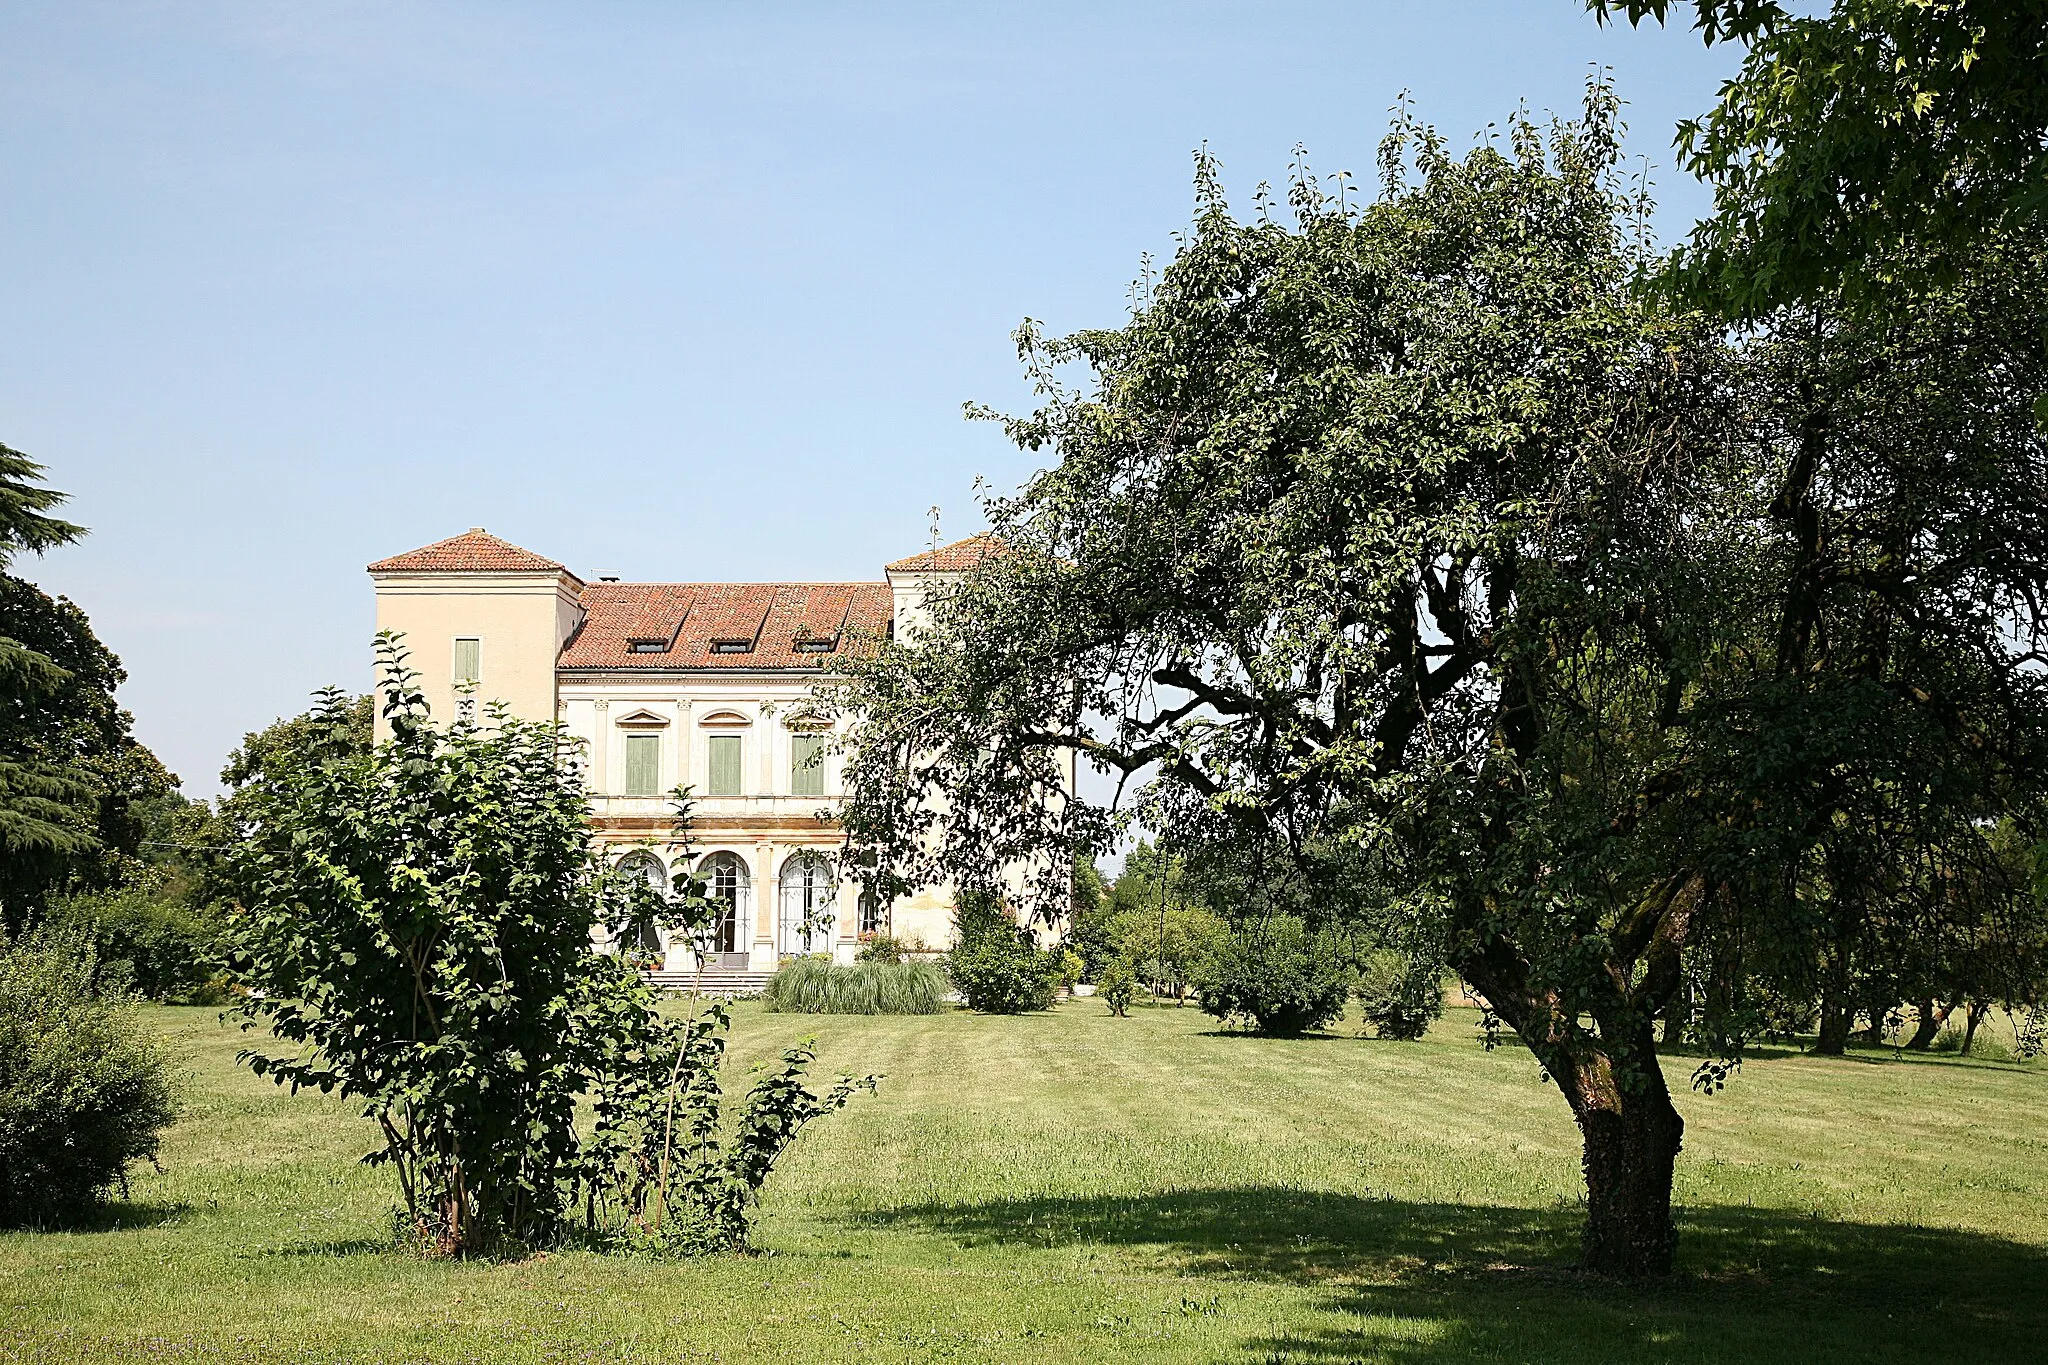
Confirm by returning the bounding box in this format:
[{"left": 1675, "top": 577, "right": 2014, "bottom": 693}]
[
  {"left": 832, "top": 86, "right": 1734, "bottom": 1273},
  {"left": 1056, "top": 948, "right": 1085, "bottom": 993},
  {"left": 1354, "top": 950, "right": 1447, "bottom": 1041},
  {"left": 1063, "top": 855, "right": 1114, "bottom": 978},
  {"left": 1592, "top": 1, "right": 2048, "bottom": 314},
  {"left": 762, "top": 957, "right": 947, "bottom": 1015},
  {"left": 0, "top": 454, "right": 176, "bottom": 929},
  {"left": 578, "top": 1002, "right": 878, "bottom": 1256},
  {"left": 1097, "top": 956, "right": 1137, "bottom": 1017},
  {"left": 1197, "top": 918, "right": 1354, "bottom": 1038},
  {"left": 833, "top": 73, "right": 2048, "bottom": 1275},
  {"left": 855, "top": 932, "right": 911, "bottom": 963},
  {"left": 220, "top": 693, "right": 374, "bottom": 790},
  {"left": 1109, "top": 901, "right": 1227, "bottom": 1001},
  {"left": 0, "top": 926, "right": 179, "bottom": 1226},
  {"left": 230, "top": 645, "right": 609, "bottom": 1253},
  {"left": 947, "top": 894, "right": 1063, "bottom": 1014},
  {"left": 44, "top": 881, "right": 228, "bottom": 1004},
  {"left": 231, "top": 637, "right": 872, "bottom": 1256}
]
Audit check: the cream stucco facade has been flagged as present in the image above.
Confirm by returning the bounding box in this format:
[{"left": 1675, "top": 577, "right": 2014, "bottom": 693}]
[{"left": 367, "top": 528, "right": 1061, "bottom": 980}]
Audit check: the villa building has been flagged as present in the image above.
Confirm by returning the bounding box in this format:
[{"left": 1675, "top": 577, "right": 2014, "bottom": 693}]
[{"left": 367, "top": 527, "right": 1037, "bottom": 982}]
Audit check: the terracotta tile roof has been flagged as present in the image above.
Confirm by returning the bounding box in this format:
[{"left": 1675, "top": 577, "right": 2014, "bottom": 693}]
[
  {"left": 560, "top": 581, "right": 893, "bottom": 671},
  {"left": 368, "top": 528, "right": 580, "bottom": 581},
  {"left": 884, "top": 533, "right": 1001, "bottom": 574}
]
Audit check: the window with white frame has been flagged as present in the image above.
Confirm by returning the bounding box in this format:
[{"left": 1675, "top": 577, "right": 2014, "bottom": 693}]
[
  {"left": 778, "top": 851, "right": 835, "bottom": 956},
  {"left": 701, "top": 851, "right": 750, "bottom": 955}
]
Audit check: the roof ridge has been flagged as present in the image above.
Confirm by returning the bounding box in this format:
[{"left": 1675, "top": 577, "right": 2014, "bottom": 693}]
[
  {"left": 884, "top": 531, "right": 1001, "bottom": 574},
  {"left": 368, "top": 528, "right": 579, "bottom": 580}
]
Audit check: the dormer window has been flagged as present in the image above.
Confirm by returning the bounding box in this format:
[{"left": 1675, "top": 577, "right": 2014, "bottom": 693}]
[
  {"left": 710, "top": 639, "right": 752, "bottom": 654},
  {"left": 628, "top": 639, "right": 668, "bottom": 653},
  {"left": 793, "top": 636, "right": 836, "bottom": 654}
]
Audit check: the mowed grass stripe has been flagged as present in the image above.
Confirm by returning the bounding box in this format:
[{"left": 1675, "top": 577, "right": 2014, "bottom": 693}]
[{"left": 2, "top": 1000, "right": 2044, "bottom": 1363}]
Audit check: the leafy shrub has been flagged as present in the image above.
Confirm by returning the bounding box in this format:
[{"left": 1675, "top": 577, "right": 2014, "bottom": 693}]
[
  {"left": 948, "top": 935, "right": 1063, "bottom": 1013},
  {"left": 855, "top": 932, "right": 911, "bottom": 963},
  {"left": 1098, "top": 956, "right": 1137, "bottom": 1017},
  {"left": 581, "top": 1002, "right": 876, "bottom": 1256},
  {"left": 45, "top": 883, "right": 227, "bottom": 1004},
  {"left": 1107, "top": 903, "right": 1228, "bottom": 1001},
  {"left": 1197, "top": 917, "right": 1353, "bottom": 1037},
  {"left": 1354, "top": 949, "right": 1447, "bottom": 1040},
  {"left": 946, "top": 891, "right": 1062, "bottom": 1014},
  {"left": 232, "top": 641, "right": 874, "bottom": 1256},
  {"left": 763, "top": 957, "right": 947, "bottom": 1014},
  {"left": 1057, "top": 949, "right": 1085, "bottom": 994},
  {"left": 0, "top": 927, "right": 180, "bottom": 1226}
]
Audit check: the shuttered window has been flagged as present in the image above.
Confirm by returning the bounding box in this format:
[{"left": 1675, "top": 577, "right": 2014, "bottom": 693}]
[
  {"left": 452, "top": 637, "right": 481, "bottom": 684},
  {"left": 790, "top": 733, "right": 825, "bottom": 797},
  {"left": 707, "top": 734, "right": 743, "bottom": 796},
  {"left": 623, "top": 733, "right": 661, "bottom": 797}
]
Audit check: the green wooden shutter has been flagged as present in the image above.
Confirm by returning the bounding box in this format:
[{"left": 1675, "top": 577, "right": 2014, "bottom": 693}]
[
  {"left": 452, "top": 637, "right": 481, "bottom": 684},
  {"left": 708, "top": 734, "right": 743, "bottom": 796},
  {"left": 790, "top": 733, "right": 824, "bottom": 797},
  {"left": 624, "top": 733, "right": 661, "bottom": 796}
]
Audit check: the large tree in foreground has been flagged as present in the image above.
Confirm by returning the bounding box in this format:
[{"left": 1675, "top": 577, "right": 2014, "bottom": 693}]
[
  {"left": 833, "top": 86, "right": 2048, "bottom": 1275},
  {"left": 833, "top": 90, "right": 1745, "bottom": 1275}
]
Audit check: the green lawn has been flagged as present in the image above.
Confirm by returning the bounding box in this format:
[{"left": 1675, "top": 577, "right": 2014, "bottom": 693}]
[{"left": 4, "top": 999, "right": 2045, "bottom": 1364}]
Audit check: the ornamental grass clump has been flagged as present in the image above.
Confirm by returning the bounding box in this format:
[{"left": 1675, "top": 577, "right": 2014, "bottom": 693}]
[{"left": 763, "top": 957, "right": 947, "bottom": 1015}]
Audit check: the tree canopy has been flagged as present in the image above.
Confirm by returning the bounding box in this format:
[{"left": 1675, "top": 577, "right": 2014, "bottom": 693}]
[
  {"left": 0, "top": 448, "right": 174, "bottom": 931},
  {"left": 830, "top": 81, "right": 2048, "bottom": 1275},
  {"left": 1590, "top": 0, "right": 2048, "bottom": 314}
]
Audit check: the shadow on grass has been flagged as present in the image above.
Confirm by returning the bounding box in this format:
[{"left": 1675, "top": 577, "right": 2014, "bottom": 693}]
[
  {"left": 3, "top": 1200, "right": 194, "bottom": 1235},
  {"left": 855, "top": 1188, "right": 2048, "bottom": 1363}
]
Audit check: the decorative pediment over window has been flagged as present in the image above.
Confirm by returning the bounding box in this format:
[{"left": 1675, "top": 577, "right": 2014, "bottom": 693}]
[
  {"left": 614, "top": 708, "right": 670, "bottom": 728},
  {"left": 699, "top": 709, "right": 753, "bottom": 728},
  {"left": 781, "top": 701, "right": 833, "bottom": 731}
]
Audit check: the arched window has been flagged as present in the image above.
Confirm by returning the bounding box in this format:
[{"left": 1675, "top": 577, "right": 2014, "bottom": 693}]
[
  {"left": 698, "top": 851, "right": 751, "bottom": 956},
  {"left": 615, "top": 851, "right": 667, "bottom": 955},
  {"left": 778, "top": 851, "right": 837, "bottom": 956}
]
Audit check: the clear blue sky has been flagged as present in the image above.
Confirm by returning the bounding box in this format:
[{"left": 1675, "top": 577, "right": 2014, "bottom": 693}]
[{"left": 2, "top": 1, "right": 1738, "bottom": 797}]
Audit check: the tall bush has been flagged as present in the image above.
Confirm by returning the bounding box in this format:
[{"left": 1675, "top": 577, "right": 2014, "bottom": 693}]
[
  {"left": 0, "top": 926, "right": 179, "bottom": 1226},
  {"left": 1354, "top": 949, "right": 1446, "bottom": 1041},
  {"left": 763, "top": 957, "right": 947, "bottom": 1015},
  {"left": 45, "top": 883, "right": 226, "bottom": 1003},
  {"left": 1197, "top": 917, "right": 1353, "bottom": 1037},
  {"left": 231, "top": 639, "right": 871, "bottom": 1256},
  {"left": 945, "top": 891, "right": 1062, "bottom": 1014}
]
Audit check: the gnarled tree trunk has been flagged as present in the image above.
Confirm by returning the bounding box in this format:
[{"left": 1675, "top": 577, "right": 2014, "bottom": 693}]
[
  {"left": 1566, "top": 1025, "right": 1685, "bottom": 1277},
  {"left": 1906, "top": 998, "right": 1948, "bottom": 1051},
  {"left": 1464, "top": 954, "right": 1687, "bottom": 1278}
]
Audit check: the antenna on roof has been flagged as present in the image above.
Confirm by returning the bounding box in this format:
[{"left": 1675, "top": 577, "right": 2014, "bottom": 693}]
[
  {"left": 593, "top": 567, "right": 621, "bottom": 582},
  {"left": 927, "top": 504, "right": 941, "bottom": 553}
]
